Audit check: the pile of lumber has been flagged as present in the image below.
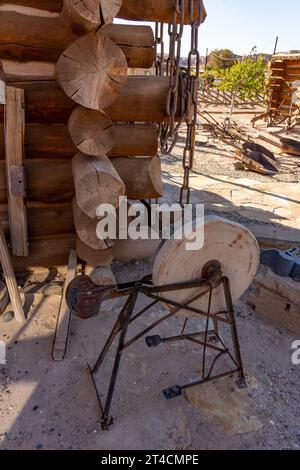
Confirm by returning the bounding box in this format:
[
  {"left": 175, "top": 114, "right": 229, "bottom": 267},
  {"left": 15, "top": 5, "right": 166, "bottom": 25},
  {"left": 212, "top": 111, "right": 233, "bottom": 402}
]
[
  {"left": 268, "top": 53, "right": 300, "bottom": 119},
  {"left": 0, "top": 1, "right": 205, "bottom": 270}
]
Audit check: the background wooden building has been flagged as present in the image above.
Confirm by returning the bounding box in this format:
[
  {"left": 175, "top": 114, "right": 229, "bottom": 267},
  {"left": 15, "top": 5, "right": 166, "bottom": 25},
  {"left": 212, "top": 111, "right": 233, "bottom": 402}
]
[{"left": 268, "top": 52, "right": 300, "bottom": 123}]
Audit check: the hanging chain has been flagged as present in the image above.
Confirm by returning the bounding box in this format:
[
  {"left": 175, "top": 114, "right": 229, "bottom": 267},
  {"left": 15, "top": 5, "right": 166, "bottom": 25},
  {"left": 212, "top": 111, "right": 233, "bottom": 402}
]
[
  {"left": 155, "top": 0, "right": 203, "bottom": 206},
  {"left": 180, "top": 0, "right": 202, "bottom": 205},
  {"left": 154, "top": 22, "right": 164, "bottom": 76},
  {"left": 159, "top": 0, "right": 185, "bottom": 155}
]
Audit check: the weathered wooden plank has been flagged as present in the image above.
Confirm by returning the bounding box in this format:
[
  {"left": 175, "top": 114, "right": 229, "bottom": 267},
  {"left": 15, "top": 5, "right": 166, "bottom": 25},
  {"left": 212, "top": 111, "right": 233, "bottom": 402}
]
[
  {"left": 52, "top": 249, "right": 77, "bottom": 361},
  {"left": 0, "top": 227, "right": 26, "bottom": 322},
  {"left": 5, "top": 86, "right": 28, "bottom": 257}
]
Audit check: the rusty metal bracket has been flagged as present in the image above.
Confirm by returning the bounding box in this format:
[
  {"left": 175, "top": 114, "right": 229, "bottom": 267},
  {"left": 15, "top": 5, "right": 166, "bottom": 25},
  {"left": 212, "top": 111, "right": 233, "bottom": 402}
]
[{"left": 9, "top": 165, "right": 27, "bottom": 198}]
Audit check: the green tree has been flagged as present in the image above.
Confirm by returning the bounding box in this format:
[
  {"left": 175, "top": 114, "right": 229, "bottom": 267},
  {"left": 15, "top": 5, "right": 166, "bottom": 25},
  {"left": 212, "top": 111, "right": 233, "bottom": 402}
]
[
  {"left": 218, "top": 55, "right": 267, "bottom": 101},
  {"left": 207, "top": 49, "right": 236, "bottom": 70}
]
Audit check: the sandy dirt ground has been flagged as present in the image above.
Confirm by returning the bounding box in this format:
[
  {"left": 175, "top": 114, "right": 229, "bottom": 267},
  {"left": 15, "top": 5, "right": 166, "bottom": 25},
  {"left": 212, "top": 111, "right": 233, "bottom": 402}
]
[{"left": 1, "top": 109, "right": 300, "bottom": 450}]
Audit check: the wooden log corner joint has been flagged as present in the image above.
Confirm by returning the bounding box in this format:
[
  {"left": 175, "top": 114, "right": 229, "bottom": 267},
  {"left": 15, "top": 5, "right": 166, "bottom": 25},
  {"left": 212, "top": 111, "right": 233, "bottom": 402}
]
[{"left": 0, "top": 1, "right": 207, "bottom": 271}]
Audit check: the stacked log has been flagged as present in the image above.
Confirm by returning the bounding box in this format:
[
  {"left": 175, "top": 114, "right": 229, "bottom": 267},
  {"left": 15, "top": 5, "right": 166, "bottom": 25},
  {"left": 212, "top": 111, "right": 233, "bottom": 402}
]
[
  {"left": 55, "top": 1, "right": 164, "bottom": 267},
  {"left": 0, "top": 1, "right": 206, "bottom": 270}
]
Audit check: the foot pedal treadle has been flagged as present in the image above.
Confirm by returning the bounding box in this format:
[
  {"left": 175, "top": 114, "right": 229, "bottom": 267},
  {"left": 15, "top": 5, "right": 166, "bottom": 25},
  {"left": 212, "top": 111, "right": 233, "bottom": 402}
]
[
  {"left": 163, "top": 385, "right": 182, "bottom": 400},
  {"left": 146, "top": 335, "right": 162, "bottom": 348}
]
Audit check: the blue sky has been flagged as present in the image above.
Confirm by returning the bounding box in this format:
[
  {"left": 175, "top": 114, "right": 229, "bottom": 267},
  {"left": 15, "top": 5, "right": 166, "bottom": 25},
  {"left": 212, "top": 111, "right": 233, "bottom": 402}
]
[
  {"left": 197, "top": 0, "right": 300, "bottom": 57},
  {"left": 117, "top": 0, "right": 300, "bottom": 57}
]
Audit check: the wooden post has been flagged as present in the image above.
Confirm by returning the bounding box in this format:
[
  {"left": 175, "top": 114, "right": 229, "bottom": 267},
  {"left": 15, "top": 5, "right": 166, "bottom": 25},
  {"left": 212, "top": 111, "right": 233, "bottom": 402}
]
[
  {"left": 56, "top": 32, "right": 128, "bottom": 110},
  {"left": 4, "top": 86, "right": 28, "bottom": 257},
  {"left": 52, "top": 249, "right": 77, "bottom": 361},
  {"left": 0, "top": 227, "right": 26, "bottom": 323}
]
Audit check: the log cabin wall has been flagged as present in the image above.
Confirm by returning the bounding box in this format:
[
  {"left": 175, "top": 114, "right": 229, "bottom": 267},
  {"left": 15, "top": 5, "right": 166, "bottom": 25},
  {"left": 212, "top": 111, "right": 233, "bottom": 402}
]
[
  {"left": 0, "top": 0, "right": 206, "bottom": 271},
  {"left": 268, "top": 53, "right": 300, "bottom": 120}
]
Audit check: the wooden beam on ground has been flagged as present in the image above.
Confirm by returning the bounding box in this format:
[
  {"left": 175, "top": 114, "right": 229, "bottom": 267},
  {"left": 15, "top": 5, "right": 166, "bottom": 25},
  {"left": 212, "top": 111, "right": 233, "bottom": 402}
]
[
  {"left": 52, "top": 249, "right": 77, "bottom": 361},
  {"left": 5, "top": 86, "right": 28, "bottom": 257},
  {"left": 0, "top": 227, "right": 26, "bottom": 322}
]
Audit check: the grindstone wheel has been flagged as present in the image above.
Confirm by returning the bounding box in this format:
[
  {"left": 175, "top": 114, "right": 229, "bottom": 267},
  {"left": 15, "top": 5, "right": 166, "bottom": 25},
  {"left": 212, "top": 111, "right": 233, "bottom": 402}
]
[{"left": 152, "top": 216, "right": 260, "bottom": 317}]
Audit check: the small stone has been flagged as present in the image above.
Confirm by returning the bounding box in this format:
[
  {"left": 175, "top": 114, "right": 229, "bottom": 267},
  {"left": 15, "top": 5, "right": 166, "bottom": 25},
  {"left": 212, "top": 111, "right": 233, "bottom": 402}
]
[
  {"left": 36, "top": 444, "right": 43, "bottom": 450},
  {"left": 2, "top": 311, "right": 14, "bottom": 323}
]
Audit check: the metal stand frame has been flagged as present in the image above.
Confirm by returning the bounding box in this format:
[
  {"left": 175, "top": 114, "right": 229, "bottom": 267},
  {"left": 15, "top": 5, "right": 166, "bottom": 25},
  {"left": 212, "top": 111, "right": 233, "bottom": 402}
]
[{"left": 87, "top": 273, "right": 247, "bottom": 431}]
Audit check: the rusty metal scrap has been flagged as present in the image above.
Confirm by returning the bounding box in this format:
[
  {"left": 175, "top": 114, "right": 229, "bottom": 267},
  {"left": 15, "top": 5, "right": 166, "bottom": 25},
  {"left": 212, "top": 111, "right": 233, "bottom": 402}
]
[{"left": 198, "top": 111, "right": 279, "bottom": 175}]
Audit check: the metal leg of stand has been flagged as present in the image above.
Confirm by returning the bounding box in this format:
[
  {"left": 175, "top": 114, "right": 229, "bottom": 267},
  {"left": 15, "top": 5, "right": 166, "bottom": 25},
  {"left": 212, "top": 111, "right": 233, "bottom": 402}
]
[
  {"left": 163, "top": 279, "right": 247, "bottom": 399},
  {"left": 213, "top": 318, "right": 219, "bottom": 336},
  {"left": 85, "top": 275, "right": 247, "bottom": 425},
  {"left": 222, "top": 277, "right": 247, "bottom": 388},
  {"left": 99, "top": 291, "right": 138, "bottom": 430},
  {"left": 92, "top": 296, "right": 133, "bottom": 375}
]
